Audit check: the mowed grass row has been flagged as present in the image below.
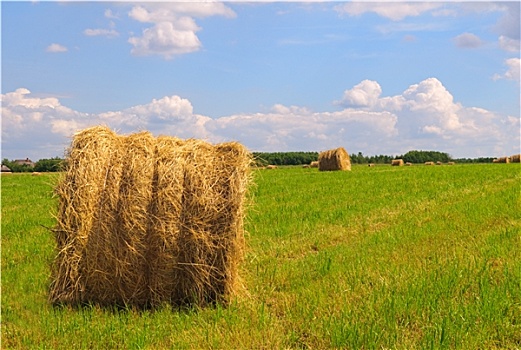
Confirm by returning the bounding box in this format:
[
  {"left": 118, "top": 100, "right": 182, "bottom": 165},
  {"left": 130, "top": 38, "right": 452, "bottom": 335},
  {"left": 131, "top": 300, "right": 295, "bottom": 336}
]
[{"left": 1, "top": 164, "right": 520, "bottom": 349}]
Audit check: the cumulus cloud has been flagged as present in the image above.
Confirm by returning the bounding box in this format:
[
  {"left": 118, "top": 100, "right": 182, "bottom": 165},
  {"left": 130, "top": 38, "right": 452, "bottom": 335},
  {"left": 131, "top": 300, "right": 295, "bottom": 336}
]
[
  {"left": 334, "top": 2, "right": 442, "bottom": 21},
  {"left": 46, "top": 43, "right": 68, "bottom": 53},
  {"left": 84, "top": 28, "right": 119, "bottom": 38},
  {"left": 127, "top": 3, "right": 235, "bottom": 59},
  {"left": 453, "top": 32, "right": 483, "bottom": 48},
  {"left": 104, "top": 9, "right": 119, "bottom": 19},
  {"left": 336, "top": 80, "right": 383, "bottom": 108},
  {"left": 128, "top": 21, "right": 202, "bottom": 58},
  {"left": 1, "top": 78, "right": 518, "bottom": 160},
  {"left": 499, "top": 35, "right": 521, "bottom": 52},
  {"left": 493, "top": 58, "right": 520, "bottom": 82},
  {"left": 490, "top": 2, "right": 520, "bottom": 52},
  {"left": 494, "top": 2, "right": 520, "bottom": 41}
]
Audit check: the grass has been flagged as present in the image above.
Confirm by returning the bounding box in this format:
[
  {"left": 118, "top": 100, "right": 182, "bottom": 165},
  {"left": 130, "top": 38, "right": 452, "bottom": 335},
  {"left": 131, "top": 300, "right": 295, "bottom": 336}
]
[{"left": 2, "top": 163, "right": 520, "bottom": 349}]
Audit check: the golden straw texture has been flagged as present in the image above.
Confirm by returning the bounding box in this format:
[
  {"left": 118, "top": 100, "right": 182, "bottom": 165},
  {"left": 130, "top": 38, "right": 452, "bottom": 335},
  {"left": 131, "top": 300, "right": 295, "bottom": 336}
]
[
  {"left": 318, "top": 148, "right": 351, "bottom": 171},
  {"left": 50, "top": 126, "right": 252, "bottom": 308}
]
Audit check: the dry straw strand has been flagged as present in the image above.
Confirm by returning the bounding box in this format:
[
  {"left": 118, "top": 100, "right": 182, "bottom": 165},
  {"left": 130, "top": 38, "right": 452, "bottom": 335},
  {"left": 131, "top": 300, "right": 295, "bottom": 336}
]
[
  {"left": 318, "top": 148, "right": 351, "bottom": 171},
  {"left": 50, "top": 126, "right": 252, "bottom": 309}
]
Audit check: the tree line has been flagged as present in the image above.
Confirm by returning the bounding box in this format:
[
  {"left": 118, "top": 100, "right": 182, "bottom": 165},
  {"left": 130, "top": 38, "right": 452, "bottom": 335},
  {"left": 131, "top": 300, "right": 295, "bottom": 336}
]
[
  {"left": 2, "top": 150, "right": 495, "bottom": 172},
  {"left": 2, "top": 157, "right": 65, "bottom": 172},
  {"left": 254, "top": 150, "right": 456, "bottom": 166}
]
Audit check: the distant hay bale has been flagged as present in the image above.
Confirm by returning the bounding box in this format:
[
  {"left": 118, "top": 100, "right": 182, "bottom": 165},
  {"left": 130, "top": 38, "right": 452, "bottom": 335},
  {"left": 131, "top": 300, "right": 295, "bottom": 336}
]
[
  {"left": 310, "top": 161, "right": 319, "bottom": 168},
  {"left": 436, "top": 161, "right": 442, "bottom": 165},
  {"left": 391, "top": 159, "right": 404, "bottom": 166},
  {"left": 368, "top": 163, "right": 375, "bottom": 167},
  {"left": 318, "top": 148, "right": 351, "bottom": 171},
  {"left": 32, "top": 172, "right": 42, "bottom": 176},
  {"left": 49, "top": 126, "right": 252, "bottom": 309},
  {"left": 266, "top": 165, "right": 278, "bottom": 169},
  {"left": 496, "top": 157, "right": 510, "bottom": 163},
  {"left": 425, "top": 161, "right": 435, "bottom": 165},
  {"left": 405, "top": 162, "right": 412, "bottom": 166},
  {"left": 302, "top": 164, "right": 310, "bottom": 168},
  {"left": 447, "top": 162, "right": 455, "bottom": 165},
  {"left": 509, "top": 154, "right": 520, "bottom": 163}
]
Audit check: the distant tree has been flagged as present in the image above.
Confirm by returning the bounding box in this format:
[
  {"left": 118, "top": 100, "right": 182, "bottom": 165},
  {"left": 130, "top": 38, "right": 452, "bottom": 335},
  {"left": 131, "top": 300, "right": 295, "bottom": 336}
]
[
  {"left": 400, "top": 150, "right": 451, "bottom": 164},
  {"left": 2, "top": 158, "right": 32, "bottom": 172},
  {"left": 34, "top": 157, "right": 65, "bottom": 172},
  {"left": 453, "top": 157, "right": 494, "bottom": 163},
  {"left": 253, "top": 152, "right": 318, "bottom": 166}
]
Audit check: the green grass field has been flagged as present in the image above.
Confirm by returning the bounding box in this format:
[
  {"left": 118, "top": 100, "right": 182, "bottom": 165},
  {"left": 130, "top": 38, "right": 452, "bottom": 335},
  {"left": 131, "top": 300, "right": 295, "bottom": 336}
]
[{"left": 2, "top": 164, "right": 520, "bottom": 349}]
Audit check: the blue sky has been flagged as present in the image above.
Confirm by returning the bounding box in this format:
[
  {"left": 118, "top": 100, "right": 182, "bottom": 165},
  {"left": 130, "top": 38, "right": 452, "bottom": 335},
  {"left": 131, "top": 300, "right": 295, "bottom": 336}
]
[{"left": 2, "top": 1, "right": 520, "bottom": 160}]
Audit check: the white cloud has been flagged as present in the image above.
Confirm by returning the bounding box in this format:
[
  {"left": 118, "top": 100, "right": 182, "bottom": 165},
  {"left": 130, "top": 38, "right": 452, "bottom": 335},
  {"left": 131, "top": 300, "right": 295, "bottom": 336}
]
[
  {"left": 499, "top": 35, "right": 521, "bottom": 53},
  {"left": 127, "top": 3, "right": 235, "bottom": 59},
  {"left": 1, "top": 78, "right": 518, "bottom": 160},
  {"left": 46, "top": 43, "right": 68, "bottom": 53},
  {"left": 104, "top": 9, "right": 119, "bottom": 19},
  {"left": 334, "top": 2, "right": 442, "bottom": 21},
  {"left": 84, "top": 28, "right": 119, "bottom": 38},
  {"left": 493, "top": 58, "right": 520, "bottom": 82},
  {"left": 494, "top": 2, "right": 520, "bottom": 41},
  {"left": 128, "top": 21, "right": 201, "bottom": 59},
  {"left": 336, "top": 80, "right": 382, "bottom": 108},
  {"left": 453, "top": 32, "right": 483, "bottom": 48},
  {"left": 503, "top": 58, "right": 521, "bottom": 81}
]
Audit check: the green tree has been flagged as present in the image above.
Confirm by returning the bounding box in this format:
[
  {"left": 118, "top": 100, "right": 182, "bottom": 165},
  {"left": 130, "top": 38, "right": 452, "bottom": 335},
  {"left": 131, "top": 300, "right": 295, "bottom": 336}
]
[{"left": 34, "top": 157, "right": 64, "bottom": 172}]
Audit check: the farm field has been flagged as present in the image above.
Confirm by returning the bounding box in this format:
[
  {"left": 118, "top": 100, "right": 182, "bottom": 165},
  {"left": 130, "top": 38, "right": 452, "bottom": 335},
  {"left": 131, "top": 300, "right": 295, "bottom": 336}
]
[{"left": 2, "top": 163, "right": 520, "bottom": 349}]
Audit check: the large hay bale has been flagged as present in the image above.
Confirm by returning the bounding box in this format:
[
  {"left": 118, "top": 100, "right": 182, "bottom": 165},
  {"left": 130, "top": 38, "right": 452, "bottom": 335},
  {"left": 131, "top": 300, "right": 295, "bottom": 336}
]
[
  {"left": 318, "top": 148, "right": 351, "bottom": 171},
  {"left": 496, "top": 157, "right": 510, "bottom": 163},
  {"left": 510, "top": 154, "right": 520, "bottom": 163},
  {"left": 391, "top": 159, "right": 404, "bottom": 166},
  {"left": 310, "top": 161, "right": 319, "bottom": 168},
  {"left": 50, "top": 126, "right": 252, "bottom": 308}
]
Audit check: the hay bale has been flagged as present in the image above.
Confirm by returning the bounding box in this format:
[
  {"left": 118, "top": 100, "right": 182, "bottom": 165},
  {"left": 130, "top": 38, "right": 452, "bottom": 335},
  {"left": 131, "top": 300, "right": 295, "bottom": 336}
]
[
  {"left": 511, "top": 154, "right": 521, "bottom": 163},
  {"left": 310, "top": 161, "right": 319, "bottom": 168},
  {"left": 302, "top": 164, "right": 310, "bottom": 168},
  {"left": 425, "top": 161, "right": 434, "bottom": 165},
  {"left": 405, "top": 162, "right": 412, "bottom": 166},
  {"left": 318, "top": 148, "right": 351, "bottom": 171},
  {"left": 266, "top": 165, "right": 277, "bottom": 169},
  {"left": 391, "top": 159, "right": 404, "bottom": 166},
  {"left": 447, "top": 162, "right": 455, "bottom": 165},
  {"left": 496, "top": 157, "right": 510, "bottom": 163},
  {"left": 50, "top": 126, "right": 252, "bottom": 308},
  {"left": 32, "top": 172, "right": 42, "bottom": 176},
  {"left": 368, "top": 163, "right": 375, "bottom": 167},
  {"left": 436, "top": 161, "right": 442, "bottom": 165}
]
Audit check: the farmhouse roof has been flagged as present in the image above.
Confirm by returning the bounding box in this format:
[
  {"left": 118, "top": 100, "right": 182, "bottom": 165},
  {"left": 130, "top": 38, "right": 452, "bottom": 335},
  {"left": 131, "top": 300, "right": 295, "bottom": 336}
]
[
  {"left": 14, "top": 158, "right": 35, "bottom": 167},
  {"left": 1, "top": 165, "right": 12, "bottom": 172}
]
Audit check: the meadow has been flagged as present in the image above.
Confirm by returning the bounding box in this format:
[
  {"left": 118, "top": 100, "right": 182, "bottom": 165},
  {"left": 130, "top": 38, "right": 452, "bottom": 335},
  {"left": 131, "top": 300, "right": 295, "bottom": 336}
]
[{"left": 2, "top": 163, "right": 520, "bottom": 349}]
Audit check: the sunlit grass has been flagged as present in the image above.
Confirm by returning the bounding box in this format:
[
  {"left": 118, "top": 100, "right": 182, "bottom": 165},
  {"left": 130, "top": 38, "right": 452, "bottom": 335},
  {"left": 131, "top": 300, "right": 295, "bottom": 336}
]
[{"left": 2, "top": 164, "right": 520, "bottom": 349}]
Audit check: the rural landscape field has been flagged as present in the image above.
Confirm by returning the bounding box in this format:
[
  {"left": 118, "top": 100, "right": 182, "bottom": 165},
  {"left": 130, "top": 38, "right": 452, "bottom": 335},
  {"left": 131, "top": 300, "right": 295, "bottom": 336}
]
[{"left": 2, "top": 163, "right": 520, "bottom": 349}]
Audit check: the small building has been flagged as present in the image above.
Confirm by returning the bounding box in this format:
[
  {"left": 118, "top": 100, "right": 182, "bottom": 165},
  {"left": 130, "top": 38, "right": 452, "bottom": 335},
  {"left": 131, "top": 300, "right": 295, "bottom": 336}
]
[
  {"left": 14, "top": 158, "right": 35, "bottom": 167},
  {"left": 1, "top": 165, "right": 12, "bottom": 172}
]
